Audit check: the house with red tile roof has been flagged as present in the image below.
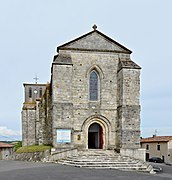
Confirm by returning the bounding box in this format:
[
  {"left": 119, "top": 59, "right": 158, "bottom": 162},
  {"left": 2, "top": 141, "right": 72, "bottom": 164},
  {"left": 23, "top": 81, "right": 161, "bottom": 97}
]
[
  {"left": 140, "top": 136, "right": 172, "bottom": 163},
  {"left": 0, "top": 142, "right": 14, "bottom": 160}
]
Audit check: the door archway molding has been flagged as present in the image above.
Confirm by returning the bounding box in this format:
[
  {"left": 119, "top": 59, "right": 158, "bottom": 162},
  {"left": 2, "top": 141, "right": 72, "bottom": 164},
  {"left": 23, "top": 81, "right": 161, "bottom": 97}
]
[{"left": 81, "top": 115, "right": 111, "bottom": 149}]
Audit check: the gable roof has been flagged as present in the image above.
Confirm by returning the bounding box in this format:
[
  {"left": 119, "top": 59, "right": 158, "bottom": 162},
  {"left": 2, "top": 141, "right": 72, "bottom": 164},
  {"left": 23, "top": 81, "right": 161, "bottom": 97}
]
[
  {"left": 0, "top": 142, "right": 14, "bottom": 148},
  {"left": 57, "top": 29, "right": 132, "bottom": 54},
  {"left": 140, "top": 136, "right": 172, "bottom": 143}
]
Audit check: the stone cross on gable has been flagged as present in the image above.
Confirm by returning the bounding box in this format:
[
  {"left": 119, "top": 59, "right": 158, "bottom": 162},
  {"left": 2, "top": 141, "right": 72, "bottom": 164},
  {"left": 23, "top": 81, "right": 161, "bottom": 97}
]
[
  {"left": 33, "top": 74, "right": 39, "bottom": 84},
  {"left": 92, "top": 24, "right": 97, "bottom": 31}
]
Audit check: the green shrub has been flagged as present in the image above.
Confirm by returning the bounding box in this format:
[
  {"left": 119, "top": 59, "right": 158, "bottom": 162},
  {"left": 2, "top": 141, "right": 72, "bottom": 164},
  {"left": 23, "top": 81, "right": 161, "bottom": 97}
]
[
  {"left": 14, "top": 141, "right": 22, "bottom": 151},
  {"left": 16, "top": 145, "right": 52, "bottom": 153}
]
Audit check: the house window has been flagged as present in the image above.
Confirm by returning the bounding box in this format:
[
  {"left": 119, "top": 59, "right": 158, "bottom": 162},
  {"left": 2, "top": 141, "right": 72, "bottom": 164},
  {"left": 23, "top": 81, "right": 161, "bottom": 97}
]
[
  {"left": 157, "top": 144, "right": 160, "bottom": 151},
  {"left": 146, "top": 144, "right": 149, "bottom": 150},
  {"left": 29, "top": 87, "right": 32, "bottom": 98},
  {"left": 39, "top": 88, "right": 42, "bottom": 98},
  {"left": 89, "top": 70, "right": 99, "bottom": 101}
]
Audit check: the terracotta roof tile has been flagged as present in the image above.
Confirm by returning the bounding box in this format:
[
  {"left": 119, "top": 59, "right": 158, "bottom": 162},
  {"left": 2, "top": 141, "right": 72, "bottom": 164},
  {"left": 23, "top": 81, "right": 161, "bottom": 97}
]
[
  {"left": 140, "top": 136, "right": 172, "bottom": 143},
  {"left": 0, "top": 142, "right": 14, "bottom": 148}
]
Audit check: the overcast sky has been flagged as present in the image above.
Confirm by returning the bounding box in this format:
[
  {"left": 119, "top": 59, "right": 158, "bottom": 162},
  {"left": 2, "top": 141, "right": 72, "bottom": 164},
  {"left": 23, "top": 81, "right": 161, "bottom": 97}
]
[{"left": 0, "top": 0, "right": 172, "bottom": 140}]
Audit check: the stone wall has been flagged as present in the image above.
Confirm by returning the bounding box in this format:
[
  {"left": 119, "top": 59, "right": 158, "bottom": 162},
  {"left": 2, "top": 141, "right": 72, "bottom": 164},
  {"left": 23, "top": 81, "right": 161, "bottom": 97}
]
[
  {"left": 117, "top": 61, "right": 141, "bottom": 149},
  {"left": 22, "top": 84, "right": 52, "bottom": 146},
  {"left": 120, "top": 148, "right": 146, "bottom": 161},
  {"left": 50, "top": 148, "right": 78, "bottom": 161},
  {"left": 51, "top": 49, "right": 141, "bottom": 150},
  {"left": 22, "top": 104, "right": 36, "bottom": 146},
  {"left": 13, "top": 149, "right": 77, "bottom": 162},
  {"left": 38, "top": 84, "right": 53, "bottom": 145},
  {"left": 0, "top": 148, "right": 14, "bottom": 160},
  {"left": 23, "top": 84, "right": 47, "bottom": 104},
  {"left": 14, "top": 150, "right": 50, "bottom": 162},
  {"left": 52, "top": 51, "right": 121, "bottom": 149},
  {"left": 22, "top": 29, "right": 142, "bottom": 157}
]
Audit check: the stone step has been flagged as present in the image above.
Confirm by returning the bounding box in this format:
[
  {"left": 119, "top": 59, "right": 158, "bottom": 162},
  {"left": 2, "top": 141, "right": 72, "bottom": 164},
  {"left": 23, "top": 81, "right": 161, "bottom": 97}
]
[
  {"left": 59, "top": 158, "right": 140, "bottom": 163},
  {"left": 58, "top": 162, "right": 150, "bottom": 172},
  {"left": 63, "top": 160, "right": 139, "bottom": 163},
  {"left": 56, "top": 150, "right": 152, "bottom": 172},
  {"left": 59, "top": 163, "right": 141, "bottom": 168},
  {"left": 58, "top": 159, "right": 140, "bottom": 164},
  {"left": 66, "top": 156, "right": 136, "bottom": 160}
]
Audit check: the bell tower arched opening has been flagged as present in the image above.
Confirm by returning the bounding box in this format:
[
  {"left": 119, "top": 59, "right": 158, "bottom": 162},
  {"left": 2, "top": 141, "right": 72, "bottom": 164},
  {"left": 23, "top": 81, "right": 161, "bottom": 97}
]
[{"left": 88, "top": 123, "right": 103, "bottom": 149}]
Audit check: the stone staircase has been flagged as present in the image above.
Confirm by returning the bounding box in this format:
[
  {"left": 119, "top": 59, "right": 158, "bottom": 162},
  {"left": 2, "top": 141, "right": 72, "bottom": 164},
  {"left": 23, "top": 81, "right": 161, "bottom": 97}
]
[{"left": 57, "top": 149, "right": 153, "bottom": 172}]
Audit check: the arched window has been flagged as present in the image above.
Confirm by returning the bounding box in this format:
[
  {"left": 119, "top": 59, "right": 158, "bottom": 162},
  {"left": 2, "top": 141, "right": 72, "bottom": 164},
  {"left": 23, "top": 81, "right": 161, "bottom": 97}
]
[
  {"left": 89, "top": 70, "right": 99, "bottom": 101},
  {"left": 39, "top": 88, "right": 42, "bottom": 98},
  {"left": 29, "top": 87, "right": 32, "bottom": 98}
]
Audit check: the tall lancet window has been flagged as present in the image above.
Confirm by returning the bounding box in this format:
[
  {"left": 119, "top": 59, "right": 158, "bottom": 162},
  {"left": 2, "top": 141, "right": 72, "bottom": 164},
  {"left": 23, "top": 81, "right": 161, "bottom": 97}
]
[
  {"left": 39, "top": 88, "right": 42, "bottom": 98},
  {"left": 29, "top": 87, "right": 32, "bottom": 98},
  {"left": 89, "top": 70, "right": 99, "bottom": 101}
]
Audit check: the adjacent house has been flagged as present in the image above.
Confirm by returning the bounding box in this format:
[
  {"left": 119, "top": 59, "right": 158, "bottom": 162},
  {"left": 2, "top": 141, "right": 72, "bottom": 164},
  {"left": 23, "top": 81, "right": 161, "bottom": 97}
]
[
  {"left": 140, "top": 136, "right": 172, "bottom": 163},
  {"left": 0, "top": 142, "right": 14, "bottom": 160}
]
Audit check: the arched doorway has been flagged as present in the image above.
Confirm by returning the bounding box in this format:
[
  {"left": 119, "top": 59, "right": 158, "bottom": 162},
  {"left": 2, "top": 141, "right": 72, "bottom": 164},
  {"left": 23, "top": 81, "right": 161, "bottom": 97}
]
[{"left": 88, "top": 123, "right": 103, "bottom": 149}]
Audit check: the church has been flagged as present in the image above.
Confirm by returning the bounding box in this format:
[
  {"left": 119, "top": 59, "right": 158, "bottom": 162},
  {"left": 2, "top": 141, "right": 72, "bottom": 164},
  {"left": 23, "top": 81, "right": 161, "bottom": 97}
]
[{"left": 22, "top": 25, "right": 144, "bottom": 159}]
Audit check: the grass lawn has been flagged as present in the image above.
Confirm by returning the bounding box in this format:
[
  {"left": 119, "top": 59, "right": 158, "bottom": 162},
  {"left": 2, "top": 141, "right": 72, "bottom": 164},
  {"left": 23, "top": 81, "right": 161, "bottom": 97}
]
[{"left": 16, "top": 145, "right": 52, "bottom": 153}]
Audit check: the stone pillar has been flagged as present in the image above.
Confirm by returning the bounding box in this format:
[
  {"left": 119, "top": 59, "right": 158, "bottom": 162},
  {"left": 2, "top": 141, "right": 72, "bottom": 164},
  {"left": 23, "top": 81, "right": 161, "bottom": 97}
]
[
  {"left": 117, "top": 59, "right": 141, "bottom": 149},
  {"left": 51, "top": 54, "right": 74, "bottom": 148},
  {"left": 22, "top": 110, "right": 28, "bottom": 146},
  {"left": 22, "top": 103, "right": 36, "bottom": 146}
]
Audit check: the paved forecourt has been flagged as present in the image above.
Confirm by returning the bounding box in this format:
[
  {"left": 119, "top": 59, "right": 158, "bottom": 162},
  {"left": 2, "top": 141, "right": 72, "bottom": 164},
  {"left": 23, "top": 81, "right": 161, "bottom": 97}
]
[{"left": 0, "top": 160, "right": 172, "bottom": 180}]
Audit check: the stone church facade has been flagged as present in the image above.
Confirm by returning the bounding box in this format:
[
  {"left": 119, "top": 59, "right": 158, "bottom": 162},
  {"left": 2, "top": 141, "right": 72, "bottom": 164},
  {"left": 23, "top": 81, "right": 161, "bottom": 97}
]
[{"left": 22, "top": 26, "right": 143, "bottom": 157}]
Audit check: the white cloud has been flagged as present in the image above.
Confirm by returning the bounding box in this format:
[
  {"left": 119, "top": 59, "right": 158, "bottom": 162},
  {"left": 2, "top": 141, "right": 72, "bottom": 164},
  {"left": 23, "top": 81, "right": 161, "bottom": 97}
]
[{"left": 0, "top": 126, "right": 21, "bottom": 136}]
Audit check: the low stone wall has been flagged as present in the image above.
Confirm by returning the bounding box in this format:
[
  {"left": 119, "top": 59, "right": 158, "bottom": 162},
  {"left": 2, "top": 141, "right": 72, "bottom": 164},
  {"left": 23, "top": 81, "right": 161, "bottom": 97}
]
[
  {"left": 49, "top": 148, "right": 78, "bottom": 161},
  {"left": 120, "top": 148, "right": 146, "bottom": 161},
  {"left": 13, "top": 148, "right": 78, "bottom": 162},
  {"left": 13, "top": 150, "right": 50, "bottom": 162}
]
